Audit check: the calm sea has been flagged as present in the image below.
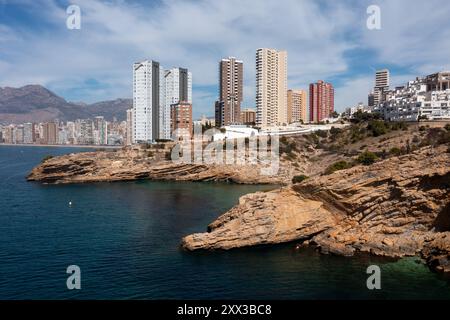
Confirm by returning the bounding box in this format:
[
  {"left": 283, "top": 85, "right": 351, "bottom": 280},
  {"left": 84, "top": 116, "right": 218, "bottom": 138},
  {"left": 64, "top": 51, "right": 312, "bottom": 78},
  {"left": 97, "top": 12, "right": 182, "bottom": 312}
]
[{"left": 0, "top": 145, "right": 449, "bottom": 299}]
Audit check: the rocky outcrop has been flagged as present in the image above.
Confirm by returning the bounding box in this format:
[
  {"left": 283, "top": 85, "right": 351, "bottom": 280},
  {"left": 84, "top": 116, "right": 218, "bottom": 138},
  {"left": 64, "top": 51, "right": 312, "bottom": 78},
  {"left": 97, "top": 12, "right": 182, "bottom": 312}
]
[
  {"left": 422, "top": 232, "right": 450, "bottom": 274},
  {"left": 27, "top": 138, "right": 450, "bottom": 273},
  {"left": 182, "top": 188, "right": 338, "bottom": 250},
  {"left": 27, "top": 146, "right": 286, "bottom": 185},
  {"left": 182, "top": 145, "right": 450, "bottom": 274}
]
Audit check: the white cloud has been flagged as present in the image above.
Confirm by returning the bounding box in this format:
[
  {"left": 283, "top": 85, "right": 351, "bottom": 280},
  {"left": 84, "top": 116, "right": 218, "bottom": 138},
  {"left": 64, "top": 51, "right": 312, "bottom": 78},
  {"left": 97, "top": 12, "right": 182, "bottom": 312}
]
[
  {"left": 0, "top": 0, "right": 358, "bottom": 110},
  {"left": 0, "top": 0, "right": 449, "bottom": 117},
  {"left": 335, "top": 76, "right": 373, "bottom": 112},
  {"left": 361, "top": 0, "right": 450, "bottom": 73}
]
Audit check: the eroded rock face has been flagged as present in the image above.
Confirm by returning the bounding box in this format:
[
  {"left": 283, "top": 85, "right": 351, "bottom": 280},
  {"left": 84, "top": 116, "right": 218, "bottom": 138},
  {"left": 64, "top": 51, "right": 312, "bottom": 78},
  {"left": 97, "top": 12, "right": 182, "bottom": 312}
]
[
  {"left": 422, "top": 232, "right": 450, "bottom": 274},
  {"left": 294, "top": 146, "right": 450, "bottom": 259},
  {"left": 27, "top": 147, "right": 286, "bottom": 185},
  {"left": 27, "top": 142, "right": 450, "bottom": 273},
  {"left": 182, "top": 188, "right": 338, "bottom": 250},
  {"left": 181, "top": 146, "right": 450, "bottom": 274}
]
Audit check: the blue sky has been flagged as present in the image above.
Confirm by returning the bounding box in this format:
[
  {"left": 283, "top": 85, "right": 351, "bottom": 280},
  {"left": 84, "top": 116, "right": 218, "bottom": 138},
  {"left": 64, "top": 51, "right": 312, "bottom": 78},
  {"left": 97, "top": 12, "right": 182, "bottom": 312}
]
[{"left": 1, "top": 0, "right": 449, "bottom": 119}]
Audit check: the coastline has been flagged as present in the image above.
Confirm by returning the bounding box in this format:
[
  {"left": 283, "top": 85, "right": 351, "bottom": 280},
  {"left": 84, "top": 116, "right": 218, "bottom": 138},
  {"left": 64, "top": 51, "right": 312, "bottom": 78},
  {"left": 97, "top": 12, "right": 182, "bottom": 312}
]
[
  {"left": 24, "top": 123, "right": 450, "bottom": 275},
  {"left": 0, "top": 143, "right": 121, "bottom": 149},
  {"left": 181, "top": 145, "right": 450, "bottom": 274},
  {"left": 26, "top": 147, "right": 288, "bottom": 185}
]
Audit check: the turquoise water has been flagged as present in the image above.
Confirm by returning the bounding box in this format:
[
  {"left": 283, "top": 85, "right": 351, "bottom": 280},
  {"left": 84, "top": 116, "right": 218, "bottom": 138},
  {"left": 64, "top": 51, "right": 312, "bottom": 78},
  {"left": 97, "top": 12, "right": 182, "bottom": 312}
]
[{"left": 0, "top": 145, "right": 449, "bottom": 299}]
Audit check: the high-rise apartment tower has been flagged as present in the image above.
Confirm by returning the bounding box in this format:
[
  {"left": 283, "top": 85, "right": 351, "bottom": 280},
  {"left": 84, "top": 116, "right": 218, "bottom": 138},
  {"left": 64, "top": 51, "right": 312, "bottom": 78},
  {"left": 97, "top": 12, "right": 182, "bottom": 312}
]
[
  {"left": 215, "top": 57, "right": 243, "bottom": 127},
  {"left": 256, "top": 48, "right": 288, "bottom": 128}
]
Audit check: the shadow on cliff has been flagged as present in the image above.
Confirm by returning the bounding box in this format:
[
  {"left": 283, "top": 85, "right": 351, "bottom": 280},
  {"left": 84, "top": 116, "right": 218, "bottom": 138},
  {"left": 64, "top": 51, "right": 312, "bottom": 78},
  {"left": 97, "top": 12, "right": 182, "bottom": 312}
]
[
  {"left": 433, "top": 202, "right": 450, "bottom": 232},
  {"left": 419, "top": 171, "right": 450, "bottom": 232}
]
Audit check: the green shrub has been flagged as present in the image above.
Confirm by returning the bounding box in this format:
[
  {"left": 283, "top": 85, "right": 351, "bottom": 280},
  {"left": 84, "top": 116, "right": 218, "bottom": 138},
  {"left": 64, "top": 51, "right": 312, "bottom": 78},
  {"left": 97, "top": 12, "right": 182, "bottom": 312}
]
[
  {"left": 316, "top": 130, "right": 328, "bottom": 138},
  {"left": 445, "top": 123, "right": 450, "bottom": 132},
  {"left": 330, "top": 127, "right": 342, "bottom": 137},
  {"left": 390, "top": 122, "right": 408, "bottom": 131},
  {"left": 368, "top": 120, "right": 388, "bottom": 137},
  {"left": 389, "top": 147, "right": 402, "bottom": 156},
  {"left": 280, "top": 139, "right": 298, "bottom": 155},
  {"left": 421, "top": 128, "right": 450, "bottom": 146},
  {"left": 351, "top": 111, "right": 383, "bottom": 124},
  {"left": 292, "top": 175, "right": 309, "bottom": 184},
  {"left": 325, "top": 160, "right": 352, "bottom": 175},
  {"left": 348, "top": 124, "right": 369, "bottom": 142},
  {"left": 357, "top": 151, "right": 378, "bottom": 165}
]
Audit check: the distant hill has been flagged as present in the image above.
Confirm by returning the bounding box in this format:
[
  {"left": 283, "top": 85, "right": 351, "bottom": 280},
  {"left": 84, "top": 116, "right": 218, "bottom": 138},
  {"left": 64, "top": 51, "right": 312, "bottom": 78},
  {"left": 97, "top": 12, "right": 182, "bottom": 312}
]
[
  {"left": 87, "top": 98, "right": 133, "bottom": 122},
  {"left": 0, "top": 85, "right": 132, "bottom": 124}
]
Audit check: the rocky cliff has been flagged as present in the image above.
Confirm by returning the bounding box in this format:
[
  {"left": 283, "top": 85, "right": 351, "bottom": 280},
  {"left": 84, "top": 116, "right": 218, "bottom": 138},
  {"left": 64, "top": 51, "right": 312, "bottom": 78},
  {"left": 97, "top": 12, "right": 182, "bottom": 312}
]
[
  {"left": 26, "top": 123, "right": 450, "bottom": 273},
  {"left": 182, "top": 145, "right": 450, "bottom": 274},
  {"left": 27, "top": 146, "right": 286, "bottom": 185}
]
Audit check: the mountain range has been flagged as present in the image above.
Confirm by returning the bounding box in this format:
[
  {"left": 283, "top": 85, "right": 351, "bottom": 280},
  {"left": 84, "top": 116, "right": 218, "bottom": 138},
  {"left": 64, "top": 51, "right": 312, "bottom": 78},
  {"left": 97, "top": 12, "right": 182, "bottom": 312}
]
[{"left": 0, "top": 85, "right": 132, "bottom": 124}]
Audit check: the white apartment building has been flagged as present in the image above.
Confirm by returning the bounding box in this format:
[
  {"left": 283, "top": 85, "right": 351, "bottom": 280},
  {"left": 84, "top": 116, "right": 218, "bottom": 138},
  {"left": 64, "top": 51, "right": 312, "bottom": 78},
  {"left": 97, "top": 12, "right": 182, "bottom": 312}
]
[
  {"left": 421, "top": 90, "right": 450, "bottom": 120},
  {"left": 344, "top": 102, "right": 373, "bottom": 118},
  {"left": 66, "top": 121, "right": 76, "bottom": 143},
  {"left": 94, "top": 116, "right": 108, "bottom": 145},
  {"left": 15, "top": 125, "right": 24, "bottom": 144},
  {"left": 133, "top": 61, "right": 192, "bottom": 143},
  {"left": 382, "top": 75, "right": 450, "bottom": 121},
  {"left": 23, "top": 123, "right": 34, "bottom": 144},
  {"left": 256, "top": 48, "right": 288, "bottom": 128},
  {"left": 373, "top": 69, "right": 390, "bottom": 106},
  {"left": 79, "top": 119, "right": 94, "bottom": 145},
  {"left": 133, "top": 60, "right": 165, "bottom": 143},
  {"left": 58, "top": 128, "right": 69, "bottom": 145}
]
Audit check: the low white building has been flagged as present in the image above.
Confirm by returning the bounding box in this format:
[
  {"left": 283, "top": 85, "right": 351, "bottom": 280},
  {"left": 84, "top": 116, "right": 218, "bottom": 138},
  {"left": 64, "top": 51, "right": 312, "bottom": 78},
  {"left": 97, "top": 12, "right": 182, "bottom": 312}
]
[
  {"left": 344, "top": 102, "right": 373, "bottom": 118},
  {"left": 421, "top": 90, "right": 450, "bottom": 120},
  {"left": 381, "top": 73, "right": 450, "bottom": 122},
  {"left": 211, "top": 124, "right": 349, "bottom": 141},
  {"left": 212, "top": 125, "right": 258, "bottom": 141}
]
